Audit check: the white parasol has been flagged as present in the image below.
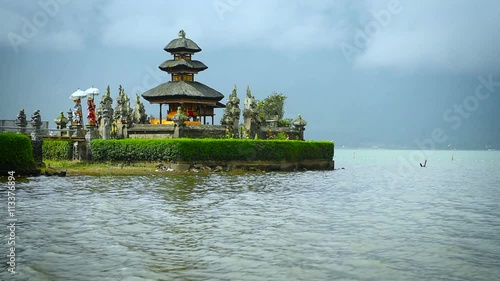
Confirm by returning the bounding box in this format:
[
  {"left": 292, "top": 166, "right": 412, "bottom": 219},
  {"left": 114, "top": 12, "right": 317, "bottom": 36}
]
[
  {"left": 69, "top": 88, "right": 87, "bottom": 100},
  {"left": 85, "top": 86, "right": 100, "bottom": 99}
]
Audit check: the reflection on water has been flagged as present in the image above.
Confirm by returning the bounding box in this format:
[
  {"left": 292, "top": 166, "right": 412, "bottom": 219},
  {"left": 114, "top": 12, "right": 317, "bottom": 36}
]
[{"left": 1, "top": 150, "right": 500, "bottom": 280}]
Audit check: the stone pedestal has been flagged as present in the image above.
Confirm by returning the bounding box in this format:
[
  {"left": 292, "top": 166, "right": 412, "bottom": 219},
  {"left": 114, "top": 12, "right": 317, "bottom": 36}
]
[
  {"left": 85, "top": 125, "right": 98, "bottom": 142},
  {"left": 67, "top": 125, "right": 75, "bottom": 137},
  {"left": 73, "top": 125, "right": 84, "bottom": 138},
  {"left": 30, "top": 110, "right": 43, "bottom": 166},
  {"left": 172, "top": 107, "right": 188, "bottom": 139},
  {"left": 31, "top": 135, "right": 43, "bottom": 167}
]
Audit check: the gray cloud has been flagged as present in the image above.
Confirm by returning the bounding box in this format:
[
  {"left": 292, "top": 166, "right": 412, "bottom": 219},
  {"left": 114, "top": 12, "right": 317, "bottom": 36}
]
[{"left": 1, "top": 0, "right": 499, "bottom": 147}]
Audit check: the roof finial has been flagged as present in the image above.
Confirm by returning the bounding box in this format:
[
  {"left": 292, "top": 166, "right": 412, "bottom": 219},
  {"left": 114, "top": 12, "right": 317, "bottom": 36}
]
[{"left": 179, "top": 29, "right": 186, "bottom": 39}]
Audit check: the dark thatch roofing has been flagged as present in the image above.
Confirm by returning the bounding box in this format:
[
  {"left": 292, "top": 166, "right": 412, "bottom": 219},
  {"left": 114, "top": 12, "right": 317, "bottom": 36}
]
[
  {"left": 142, "top": 81, "right": 224, "bottom": 101},
  {"left": 159, "top": 59, "right": 207, "bottom": 72},
  {"left": 164, "top": 37, "right": 201, "bottom": 53}
]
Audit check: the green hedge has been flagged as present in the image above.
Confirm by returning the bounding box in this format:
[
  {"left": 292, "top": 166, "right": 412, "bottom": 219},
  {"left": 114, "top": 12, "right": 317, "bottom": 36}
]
[
  {"left": 90, "top": 139, "right": 334, "bottom": 162},
  {"left": 43, "top": 140, "right": 73, "bottom": 160},
  {"left": 0, "top": 133, "right": 35, "bottom": 170}
]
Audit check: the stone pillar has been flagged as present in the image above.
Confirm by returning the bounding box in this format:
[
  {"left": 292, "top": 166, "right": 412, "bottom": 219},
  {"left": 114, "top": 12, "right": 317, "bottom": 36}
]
[
  {"left": 101, "top": 108, "right": 111, "bottom": 140},
  {"left": 85, "top": 125, "right": 98, "bottom": 160},
  {"left": 67, "top": 108, "right": 75, "bottom": 137},
  {"left": 73, "top": 141, "right": 81, "bottom": 161},
  {"left": 30, "top": 110, "right": 43, "bottom": 166},
  {"left": 73, "top": 125, "right": 84, "bottom": 138}
]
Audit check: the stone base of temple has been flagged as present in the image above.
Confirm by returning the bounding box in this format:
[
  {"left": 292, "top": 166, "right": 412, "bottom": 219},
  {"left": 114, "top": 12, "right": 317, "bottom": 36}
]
[
  {"left": 159, "top": 159, "right": 334, "bottom": 172},
  {"left": 127, "top": 124, "right": 226, "bottom": 139}
]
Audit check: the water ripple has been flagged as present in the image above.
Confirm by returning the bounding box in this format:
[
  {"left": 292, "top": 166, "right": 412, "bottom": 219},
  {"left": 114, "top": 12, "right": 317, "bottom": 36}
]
[{"left": 1, "top": 151, "right": 500, "bottom": 280}]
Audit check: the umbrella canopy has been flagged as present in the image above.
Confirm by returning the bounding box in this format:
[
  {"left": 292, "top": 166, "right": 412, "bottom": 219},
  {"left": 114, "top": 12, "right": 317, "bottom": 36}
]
[
  {"left": 69, "top": 88, "right": 87, "bottom": 100},
  {"left": 85, "top": 86, "right": 100, "bottom": 96}
]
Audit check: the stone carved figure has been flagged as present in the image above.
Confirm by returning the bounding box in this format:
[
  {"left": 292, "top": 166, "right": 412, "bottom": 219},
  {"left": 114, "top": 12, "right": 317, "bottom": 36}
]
[
  {"left": 73, "top": 98, "right": 83, "bottom": 126},
  {"left": 97, "top": 85, "right": 114, "bottom": 139},
  {"left": 132, "top": 94, "right": 148, "bottom": 124},
  {"left": 97, "top": 86, "right": 114, "bottom": 123},
  {"left": 113, "top": 85, "right": 133, "bottom": 138},
  {"left": 243, "top": 86, "right": 262, "bottom": 137},
  {"left": 221, "top": 85, "right": 241, "bottom": 136},
  {"left": 293, "top": 114, "right": 307, "bottom": 140},
  {"left": 15, "top": 109, "right": 27, "bottom": 133},
  {"left": 172, "top": 106, "right": 189, "bottom": 126},
  {"left": 67, "top": 108, "right": 73, "bottom": 126},
  {"left": 114, "top": 85, "right": 132, "bottom": 124},
  {"left": 114, "top": 85, "right": 124, "bottom": 122},
  {"left": 172, "top": 106, "right": 189, "bottom": 138},
  {"left": 54, "top": 112, "right": 68, "bottom": 137},
  {"left": 31, "top": 109, "right": 42, "bottom": 129}
]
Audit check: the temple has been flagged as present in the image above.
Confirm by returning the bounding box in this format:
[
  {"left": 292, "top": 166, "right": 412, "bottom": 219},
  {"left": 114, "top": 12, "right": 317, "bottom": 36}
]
[{"left": 142, "top": 30, "right": 225, "bottom": 125}]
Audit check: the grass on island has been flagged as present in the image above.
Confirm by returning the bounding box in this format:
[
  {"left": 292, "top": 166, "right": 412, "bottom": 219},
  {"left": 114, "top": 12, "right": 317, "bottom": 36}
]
[{"left": 43, "top": 160, "right": 162, "bottom": 176}]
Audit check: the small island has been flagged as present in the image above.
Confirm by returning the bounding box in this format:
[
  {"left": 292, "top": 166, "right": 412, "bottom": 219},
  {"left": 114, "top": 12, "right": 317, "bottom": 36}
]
[{"left": 1, "top": 30, "right": 334, "bottom": 176}]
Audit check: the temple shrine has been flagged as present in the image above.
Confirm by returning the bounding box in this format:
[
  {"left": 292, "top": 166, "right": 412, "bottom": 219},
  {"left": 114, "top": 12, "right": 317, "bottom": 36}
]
[{"left": 142, "top": 30, "right": 225, "bottom": 125}]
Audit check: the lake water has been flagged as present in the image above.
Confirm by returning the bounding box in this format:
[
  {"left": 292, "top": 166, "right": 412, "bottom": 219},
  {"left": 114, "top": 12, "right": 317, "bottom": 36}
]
[{"left": 1, "top": 149, "right": 500, "bottom": 281}]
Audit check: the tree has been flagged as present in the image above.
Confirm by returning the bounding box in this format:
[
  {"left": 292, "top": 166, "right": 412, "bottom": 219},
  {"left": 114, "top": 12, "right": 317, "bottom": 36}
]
[{"left": 258, "top": 92, "right": 287, "bottom": 122}]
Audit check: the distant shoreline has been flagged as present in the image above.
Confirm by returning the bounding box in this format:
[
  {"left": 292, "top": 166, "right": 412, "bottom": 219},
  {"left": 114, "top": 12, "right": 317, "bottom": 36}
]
[{"left": 335, "top": 147, "right": 497, "bottom": 151}]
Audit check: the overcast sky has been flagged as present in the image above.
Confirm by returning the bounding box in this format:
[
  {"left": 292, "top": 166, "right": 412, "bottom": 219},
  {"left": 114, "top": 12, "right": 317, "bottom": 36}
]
[{"left": 1, "top": 0, "right": 499, "bottom": 148}]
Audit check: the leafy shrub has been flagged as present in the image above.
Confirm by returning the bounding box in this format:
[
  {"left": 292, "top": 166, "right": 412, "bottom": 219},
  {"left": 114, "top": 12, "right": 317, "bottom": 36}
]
[
  {"left": 43, "top": 140, "right": 73, "bottom": 160},
  {"left": 90, "top": 138, "right": 334, "bottom": 162},
  {"left": 0, "top": 133, "right": 35, "bottom": 170}
]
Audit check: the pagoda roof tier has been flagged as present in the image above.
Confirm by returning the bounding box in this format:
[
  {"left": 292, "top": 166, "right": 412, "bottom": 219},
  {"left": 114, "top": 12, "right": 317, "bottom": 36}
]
[
  {"left": 159, "top": 59, "right": 208, "bottom": 73},
  {"left": 164, "top": 30, "right": 201, "bottom": 53},
  {"left": 142, "top": 81, "right": 224, "bottom": 102}
]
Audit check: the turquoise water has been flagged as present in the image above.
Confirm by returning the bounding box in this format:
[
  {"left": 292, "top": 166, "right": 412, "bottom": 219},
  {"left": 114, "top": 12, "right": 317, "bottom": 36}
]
[{"left": 1, "top": 149, "right": 499, "bottom": 280}]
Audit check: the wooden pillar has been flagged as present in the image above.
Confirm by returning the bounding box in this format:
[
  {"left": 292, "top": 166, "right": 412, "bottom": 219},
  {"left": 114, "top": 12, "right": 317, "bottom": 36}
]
[
  {"left": 159, "top": 103, "right": 162, "bottom": 125},
  {"left": 203, "top": 105, "right": 206, "bottom": 125}
]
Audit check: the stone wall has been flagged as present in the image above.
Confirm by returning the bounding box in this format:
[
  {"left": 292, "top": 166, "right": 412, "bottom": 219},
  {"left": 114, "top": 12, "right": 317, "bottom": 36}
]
[
  {"left": 0, "top": 120, "right": 49, "bottom": 133},
  {"left": 127, "top": 124, "right": 226, "bottom": 139},
  {"left": 181, "top": 125, "right": 226, "bottom": 139},
  {"left": 166, "top": 159, "right": 334, "bottom": 172}
]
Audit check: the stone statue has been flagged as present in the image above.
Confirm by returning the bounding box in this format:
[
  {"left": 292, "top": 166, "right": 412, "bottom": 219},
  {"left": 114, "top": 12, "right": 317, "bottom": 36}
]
[
  {"left": 31, "top": 109, "right": 42, "bottom": 129},
  {"left": 15, "top": 109, "right": 27, "bottom": 133},
  {"left": 172, "top": 106, "right": 189, "bottom": 138},
  {"left": 97, "top": 85, "right": 114, "bottom": 123},
  {"left": 243, "top": 86, "right": 262, "bottom": 138},
  {"left": 179, "top": 29, "right": 186, "bottom": 38},
  {"left": 54, "top": 112, "right": 68, "bottom": 133},
  {"left": 221, "top": 85, "right": 241, "bottom": 136},
  {"left": 114, "top": 85, "right": 124, "bottom": 121},
  {"left": 67, "top": 108, "right": 73, "bottom": 125},
  {"left": 30, "top": 110, "right": 43, "bottom": 166},
  {"left": 293, "top": 114, "right": 307, "bottom": 140},
  {"left": 113, "top": 85, "right": 133, "bottom": 138},
  {"left": 132, "top": 94, "right": 148, "bottom": 124},
  {"left": 97, "top": 85, "right": 114, "bottom": 139},
  {"left": 73, "top": 98, "right": 83, "bottom": 126}
]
